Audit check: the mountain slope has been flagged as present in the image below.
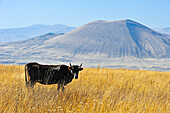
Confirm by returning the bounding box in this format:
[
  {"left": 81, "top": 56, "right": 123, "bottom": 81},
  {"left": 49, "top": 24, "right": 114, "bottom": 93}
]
[
  {"left": 0, "top": 24, "right": 75, "bottom": 42},
  {"left": 39, "top": 19, "right": 169, "bottom": 59}
]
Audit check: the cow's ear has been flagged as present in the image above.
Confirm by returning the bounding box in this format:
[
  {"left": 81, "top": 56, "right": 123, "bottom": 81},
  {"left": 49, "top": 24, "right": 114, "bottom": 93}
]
[
  {"left": 68, "top": 66, "right": 72, "bottom": 71},
  {"left": 79, "top": 67, "right": 83, "bottom": 71}
]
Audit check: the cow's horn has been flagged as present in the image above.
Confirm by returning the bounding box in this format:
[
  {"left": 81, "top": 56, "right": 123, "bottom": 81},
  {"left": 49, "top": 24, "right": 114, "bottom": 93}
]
[{"left": 80, "top": 63, "right": 83, "bottom": 67}]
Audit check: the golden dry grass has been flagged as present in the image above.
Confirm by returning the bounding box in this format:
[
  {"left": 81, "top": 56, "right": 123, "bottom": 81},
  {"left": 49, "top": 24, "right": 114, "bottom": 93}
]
[{"left": 0, "top": 65, "right": 169, "bottom": 113}]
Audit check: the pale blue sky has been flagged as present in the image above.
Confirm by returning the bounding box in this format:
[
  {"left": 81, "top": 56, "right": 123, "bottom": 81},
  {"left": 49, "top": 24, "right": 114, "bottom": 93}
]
[{"left": 0, "top": 0, "right": 170, "bottom": 29}]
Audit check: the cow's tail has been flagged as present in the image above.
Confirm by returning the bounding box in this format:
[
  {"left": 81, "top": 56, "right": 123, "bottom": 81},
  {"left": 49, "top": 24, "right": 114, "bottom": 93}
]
[{"left": 25, "top": 65, "right": 30, "bottom": 86}]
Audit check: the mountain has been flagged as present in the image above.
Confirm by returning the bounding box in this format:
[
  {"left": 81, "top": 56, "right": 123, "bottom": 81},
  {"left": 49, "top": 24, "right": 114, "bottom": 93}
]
[
  {"left": 0, "top": 24, "right": 76, "bottom": 43},
  {"left": 155, "top": 27, "right": 170, "bottom": 35},
  {"left": 40, "top": 19, "right": 169, "bottom": 59},
  {"left": 0, "top": 19, "right": 169, "bottom": 71}
]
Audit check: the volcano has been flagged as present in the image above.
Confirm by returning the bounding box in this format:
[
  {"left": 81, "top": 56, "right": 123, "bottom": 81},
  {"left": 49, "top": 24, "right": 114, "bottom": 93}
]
[{"left": 40, "top": 19, "right": 169, "bottom": 59}]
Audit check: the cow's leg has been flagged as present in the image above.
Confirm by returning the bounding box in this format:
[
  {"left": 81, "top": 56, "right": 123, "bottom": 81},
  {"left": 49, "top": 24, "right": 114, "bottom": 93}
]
[
  {"left": 57, "top": 84, "right": 61, "bottom": 91},
  {"left": 30, "top": 81, "right": 35, "bottom": 88},
  {"left": 57, "top": 84, "right": 65, "bottom": 94},
  {"left": 61, "top": 85, "right": 65, "bottom": 93},
  {"left": 26, "top": 81, "right": 30, "bottom": 87},
  {"left": 26, "top": 80, "right": 36, "bottom": 89}
]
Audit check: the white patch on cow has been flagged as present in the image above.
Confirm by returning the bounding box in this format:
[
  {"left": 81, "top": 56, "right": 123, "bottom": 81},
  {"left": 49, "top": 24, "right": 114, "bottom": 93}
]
[
  {"left": 74, "top": 73, "right": 77, "bottom": 78},
  {"left": 53, "top": 66, "right": 60, "bottom": 71}
]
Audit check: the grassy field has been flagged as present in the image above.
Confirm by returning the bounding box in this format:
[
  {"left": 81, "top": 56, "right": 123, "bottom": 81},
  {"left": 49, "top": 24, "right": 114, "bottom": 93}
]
[{"left": 0, "top": 65, "right": 169, "bottom": 113}]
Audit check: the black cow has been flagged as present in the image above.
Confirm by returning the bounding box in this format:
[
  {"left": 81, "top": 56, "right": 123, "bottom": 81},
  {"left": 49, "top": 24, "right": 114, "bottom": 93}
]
[{"left": 25, "top": 62, "right": 83, "bottom": 92}]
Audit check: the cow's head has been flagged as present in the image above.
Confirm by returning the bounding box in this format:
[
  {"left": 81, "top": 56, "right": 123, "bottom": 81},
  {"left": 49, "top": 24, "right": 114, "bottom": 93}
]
[{"left": 68, "top": 63, "right": 83, "bottom": 79}]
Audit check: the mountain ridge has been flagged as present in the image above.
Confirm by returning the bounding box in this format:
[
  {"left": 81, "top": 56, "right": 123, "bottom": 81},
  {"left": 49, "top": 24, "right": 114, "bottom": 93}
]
[{"left": 0, "top": 24, "right": 76, "bottom": 43}]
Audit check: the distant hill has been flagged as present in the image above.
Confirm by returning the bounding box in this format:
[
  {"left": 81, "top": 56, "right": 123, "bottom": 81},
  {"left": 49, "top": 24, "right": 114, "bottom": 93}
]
[
  {"left": 0, "top": 19, "right": 169, "bottom": 71},
  {"left": 155, "top": 27, "right": 170, "bottom": 35},
  {"left": 0, "top": 32, "right": 63, "bottom": 64},
  {"left": 0, "top": 32, "right": 64, "bottom": 50},
  {"left": 0, "top": 24, "right": 76, "bottom": 42}
]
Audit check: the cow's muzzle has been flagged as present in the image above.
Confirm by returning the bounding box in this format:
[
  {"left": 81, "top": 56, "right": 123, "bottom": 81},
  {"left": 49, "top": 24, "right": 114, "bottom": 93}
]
[
  {"left": 74, "top": 73, "right": 78, "bottom": 79},
  {"left": 75, "top": 76, "right": 78, "bottom": 79}
]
